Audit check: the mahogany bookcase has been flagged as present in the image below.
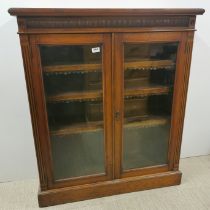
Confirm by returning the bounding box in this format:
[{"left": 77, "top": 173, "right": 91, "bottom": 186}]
[{"left": 9, "top": 8, "right": 204, "bottom": 207}]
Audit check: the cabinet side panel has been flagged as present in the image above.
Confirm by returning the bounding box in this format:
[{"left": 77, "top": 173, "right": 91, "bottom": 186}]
[
  {"left": 19, "top": 35, "right": 48, "bottom": 190},
  {"left": 169, "top": 32, "right": 194, "bottom": 170}
]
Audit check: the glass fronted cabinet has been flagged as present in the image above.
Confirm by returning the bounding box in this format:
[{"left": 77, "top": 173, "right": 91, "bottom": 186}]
[
  {"left": 32, "top": 34, "right": 113, "bottom": 186},
  {"left": 113, "top": 33, "right": 183, "bottom": 178},
  {"left": 9, "top": 8, "right": 204, "bottom": 207}
]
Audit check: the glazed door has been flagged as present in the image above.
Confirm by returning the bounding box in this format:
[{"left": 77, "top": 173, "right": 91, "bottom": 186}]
[
  {"left": 30, "top": 34, "right": 113, "bottom": 188},
  {"left": 114, "top": 32, "right": 184, "bottom": 178}
]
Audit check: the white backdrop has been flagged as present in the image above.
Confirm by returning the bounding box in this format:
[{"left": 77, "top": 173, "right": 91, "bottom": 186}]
[{"left": 0, "top": 1, "right": 210, "bottom": 182}]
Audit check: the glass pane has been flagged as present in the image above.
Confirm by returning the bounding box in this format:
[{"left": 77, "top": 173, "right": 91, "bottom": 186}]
[
  {"left": 123, "top": 42, "right": 178, "bottom": 170},
  {"left": 39, "top": 45, "right": 105, "bottom": 180}
]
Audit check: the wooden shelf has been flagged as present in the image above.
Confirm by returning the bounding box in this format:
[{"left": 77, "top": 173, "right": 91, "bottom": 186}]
[
  {"left": 50, "top": 121, "right": 103, "bottom": 136},
  {"left": 43, "top": 59, "right": 174, "bottom": 74},
  {"left": 47, "top": 90, "right": 102, "bottom": 102},
  {"left": 125, "top": 85, "right": 171, "bottom": 98},
  {"left": 50, "top": 116, "right": 169, "bottom": 136},
  {"left": 43, "top": 63, "right": 102, "bottom": 73},
  {"left": 47, "top": 85, "right": 170, "bottom": 102},
  {"left": 125, "top": 59, "right": 175, "bottom": 70},
  {"left": 124, "top": 116, "right": 169, "bottom": 129}
]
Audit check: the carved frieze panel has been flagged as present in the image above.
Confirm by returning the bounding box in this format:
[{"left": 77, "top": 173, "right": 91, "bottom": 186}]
[{"left": 24, "top": 16, "right": 191, "bottom": 29}]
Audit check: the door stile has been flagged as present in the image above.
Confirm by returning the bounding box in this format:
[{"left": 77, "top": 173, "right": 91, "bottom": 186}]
[
  {"left": 113, "top": 33, "right": 124, "bottom": 179},
  {"left": 29, "top": 35, "right": 54, "bottom": 189},
  {"left": 111, "top": 33, "right": 115, "bottom": 179},
  {"left": 102, "top": 34, "right": 113, "bottom": 180}
]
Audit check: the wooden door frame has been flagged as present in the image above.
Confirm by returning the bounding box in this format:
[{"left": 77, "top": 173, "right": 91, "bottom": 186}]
[
  {"left": 113, "top": 31, "right": 193, "bottom": 179},
  {"left": 28, "top": 33, "right": 113, "bottom": 190}
]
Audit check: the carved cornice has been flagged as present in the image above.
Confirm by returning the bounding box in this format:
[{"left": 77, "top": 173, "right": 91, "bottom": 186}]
[
  {"left": 24, "top": 16, "right": 191, "bottom": 29},
  {"left": 8, "top": 8, "right": 205, "bottom": 17}
]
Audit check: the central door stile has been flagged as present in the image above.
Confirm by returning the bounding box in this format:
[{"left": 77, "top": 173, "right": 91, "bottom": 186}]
[
  {"left": 102, "top": 34, "right": 114, "bottom": 181},
  {"left": 113, "top": 33, "right": 124, "bottom": 179}
]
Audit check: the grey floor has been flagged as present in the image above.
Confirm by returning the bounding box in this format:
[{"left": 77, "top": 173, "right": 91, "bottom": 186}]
[{"left": 0, "top": 155, "right": 210, "bottom": 210}]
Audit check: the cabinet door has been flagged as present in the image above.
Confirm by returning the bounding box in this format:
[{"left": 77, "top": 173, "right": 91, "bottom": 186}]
[
  {"left": 30, "top": 34, "right": 113, "bottom": 188},
  {"left": 114, "top": 32, "right": 185, "bottom": 178}
]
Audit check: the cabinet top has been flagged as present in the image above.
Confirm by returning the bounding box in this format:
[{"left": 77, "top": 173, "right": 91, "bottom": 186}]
[
  {"left": 8, "top": 8, "right": 205, "bottom": 16},
  {"left": 9, "top": 8, "right": 205, "bottom": 34}
]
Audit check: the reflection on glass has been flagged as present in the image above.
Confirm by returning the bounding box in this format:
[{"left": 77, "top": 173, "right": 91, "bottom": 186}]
[
  {"left": 123, "top": 42, "right": 178, "bottom": 170},
  {"left": 39, "top": 45, "right": 105, "bottom": 180}
]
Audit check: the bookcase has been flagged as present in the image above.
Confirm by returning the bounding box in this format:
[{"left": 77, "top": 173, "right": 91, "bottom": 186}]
[{"left": 9, "top": 8, "right": 204, "bottom": 207}]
